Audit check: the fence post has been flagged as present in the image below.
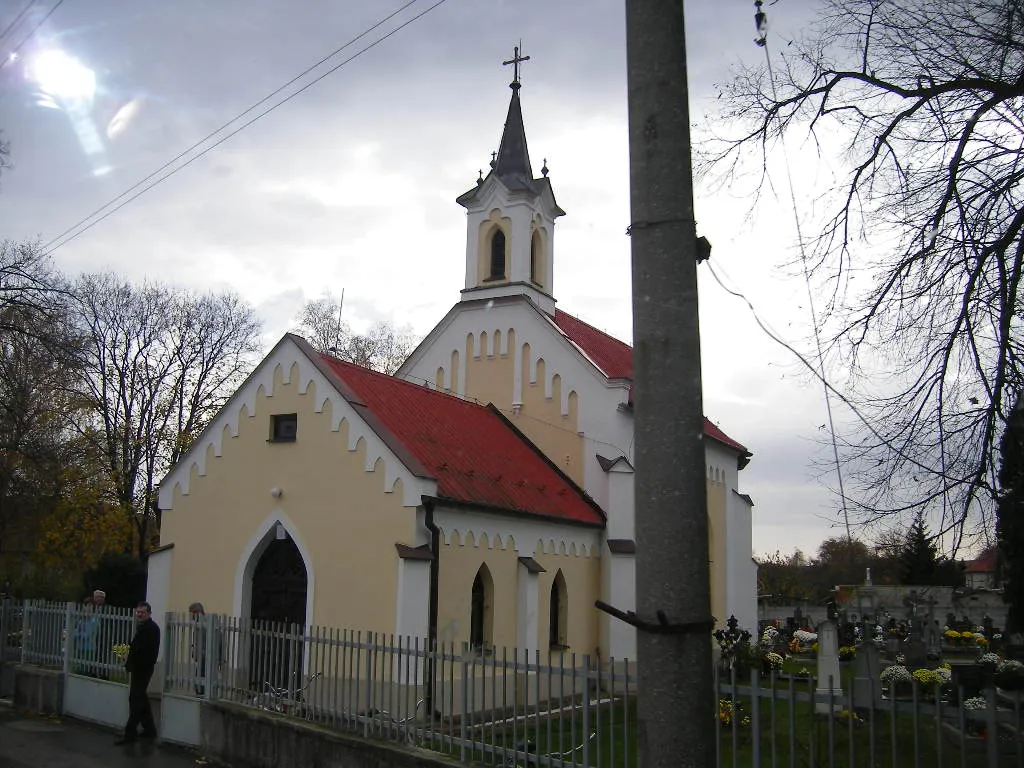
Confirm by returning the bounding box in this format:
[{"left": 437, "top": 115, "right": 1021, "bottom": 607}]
[
  {"left": 363, "top": 632, "right": 373, "bottom": 739},
  {"left": 459, "top": 647, "right": 468, "bottom": 763},
  {"left": 582, "top": 654, "right": 591, "bottom": 767},
  {"left": 163, "top": 612, "right": 174, "bottom": 692},
  {"left": 62, "top": 602, "right": 74, "bottom": 677},
  {"left": 203, "top": 613, "right": 217, "bottom": 701},
  {"left": 20, "top": 599, "right": 29, "bottom": 664},
  {"left": 0, "top": 599, "right": 8, "bottom": 663}
]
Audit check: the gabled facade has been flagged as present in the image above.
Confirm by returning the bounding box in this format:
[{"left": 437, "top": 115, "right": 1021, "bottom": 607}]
[
  {"left": 151, "top": 334, "right": 607, "bottom": 655},
  {"left": 396, "top": 74, "right": 757, "bottom": 654},
  {"left": 150, "top": 64, "right": 758, "bottom": 662}
]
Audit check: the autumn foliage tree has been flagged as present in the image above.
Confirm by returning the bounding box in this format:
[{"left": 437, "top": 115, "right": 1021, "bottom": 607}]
[
  {"left": 71, "top": 274, "right": 261, "bottom": 560},
  {"left": 706, "top": 0, "right": 1024, "bottom": 545}
]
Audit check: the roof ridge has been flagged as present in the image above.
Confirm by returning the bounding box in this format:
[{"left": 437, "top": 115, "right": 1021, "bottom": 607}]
[{"left": 321, "top": 352, "right": 493, "bottom": 410}]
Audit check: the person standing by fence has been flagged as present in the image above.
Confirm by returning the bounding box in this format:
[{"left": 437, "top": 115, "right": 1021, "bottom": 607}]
[
  {"left": 115, "top": 602, "right": 160, "bottom": 745},
  {"left": 188, "top": 602, "right": 220, "bottom": 696},
  {"left": 72, "top": 596, "right": 97, "bottom": 675}
]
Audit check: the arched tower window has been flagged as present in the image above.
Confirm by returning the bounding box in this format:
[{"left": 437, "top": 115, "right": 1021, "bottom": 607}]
[
  {"left": 549, "top": 569, "right": 568, "bottom": 649},
  {"left": 470, "top": 564, "right": 494, "bottom": 650},
  {"left": 489, "top": 229, "right": 506, "bottom": 280},
  {"left": 530, "top": 229, "right": 543, "bottom": 286}
]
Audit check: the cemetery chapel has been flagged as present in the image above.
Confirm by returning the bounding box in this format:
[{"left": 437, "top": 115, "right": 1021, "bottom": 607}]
[{"left": 149, "top": 58, "right": 758, "bottom": 660}]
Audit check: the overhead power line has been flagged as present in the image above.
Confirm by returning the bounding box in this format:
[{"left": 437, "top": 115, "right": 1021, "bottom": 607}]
[
  {"left": 0, "top": 1, "right": 36, "bottom": 48},
  {"left": 42, "top": 0, "right": 449, "bottom": 255},
  {"left": 0, "top": 0, "right": 64, "bottom": 71}
]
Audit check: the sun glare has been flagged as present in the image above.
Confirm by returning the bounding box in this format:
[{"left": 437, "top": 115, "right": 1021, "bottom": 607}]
[{"left": 29, "top": 49, "right": 96, "bottom": 103}]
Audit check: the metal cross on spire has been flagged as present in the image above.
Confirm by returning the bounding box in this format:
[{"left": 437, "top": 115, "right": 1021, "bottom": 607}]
[{"left": 502, "top": 43, "right": 530, "bottom": 90}]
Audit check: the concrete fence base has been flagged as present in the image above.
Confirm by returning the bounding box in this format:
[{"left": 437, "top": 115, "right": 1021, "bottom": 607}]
[
  {"left": 13, "top": 665, "right": 63, "bottom": 714},
  {"left": 201, "top": 701, "right": 462, "bottom": 768},
  {"left": 11, "top": 664, "right": 461, "bottom": 768}
]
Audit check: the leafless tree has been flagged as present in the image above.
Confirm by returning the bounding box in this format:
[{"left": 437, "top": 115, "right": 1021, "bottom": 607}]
[
  {"left": 293, "top": 293, "right": 418, "bottom": 375},
  {"left": 0, "top": 240, "right": 67, "bottom": 342},
  {"left": 71, "top": 274, "right": 261, "bottom": 559},
  {"left": 704, "top": 0, "right": 1024, "bottom": 548},
  {"left": 0, "top": 131, "right": 11, "bottom": 184}
]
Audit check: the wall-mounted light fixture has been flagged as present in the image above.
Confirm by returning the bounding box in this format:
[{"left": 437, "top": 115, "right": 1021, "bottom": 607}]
[{"left": 270, "top": 487, "right": 283, "bottom": 498}]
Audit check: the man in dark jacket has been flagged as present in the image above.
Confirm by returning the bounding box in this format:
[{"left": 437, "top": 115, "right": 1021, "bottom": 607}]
[{"left": 115, "top": 602, "right": 160, "bottom": 744}]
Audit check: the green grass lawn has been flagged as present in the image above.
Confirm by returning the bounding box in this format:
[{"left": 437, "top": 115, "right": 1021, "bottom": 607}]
[{"left": 415, "top": 688, "right": 1006, "bottom": 768}]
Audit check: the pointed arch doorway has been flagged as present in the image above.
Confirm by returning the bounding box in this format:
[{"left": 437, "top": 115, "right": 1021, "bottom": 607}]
[{"left": 249, "top": 531, "right": 308, "bottom": 692}]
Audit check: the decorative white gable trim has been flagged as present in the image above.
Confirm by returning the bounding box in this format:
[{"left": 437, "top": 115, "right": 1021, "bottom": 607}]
[
  {"left": 159, "top": 336, "right": 437, "bottom": 511},
  {"left": 433, "top": 505, "right": 600, "bottom": 559}
]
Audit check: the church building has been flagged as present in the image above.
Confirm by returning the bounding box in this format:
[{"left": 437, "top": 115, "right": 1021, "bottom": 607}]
[{"left": 148, "top": 61, "right": 757, "bottom": 661}]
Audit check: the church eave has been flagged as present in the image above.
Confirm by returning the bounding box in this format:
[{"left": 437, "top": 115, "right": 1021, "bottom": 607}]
[{"left": 427, "top": 495, "right": 606, "bottom": 529}]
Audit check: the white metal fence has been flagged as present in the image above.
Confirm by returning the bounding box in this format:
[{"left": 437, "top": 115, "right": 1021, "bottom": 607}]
[
  {"left": 8, "top": 599, "right": 1024, "bottom": 767},
  {"left": 18, "top": 600, "right": 136, "bottom": 678},
  {"left": 163, "top": 612, "right": 630, "bottom": 767}
]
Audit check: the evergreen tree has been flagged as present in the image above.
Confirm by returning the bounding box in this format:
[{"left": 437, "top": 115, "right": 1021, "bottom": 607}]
[
  {"left": 899, "top": 510, "right": 938, "bottom": 585},
  {"left": 997, "top": 396, "right": 1024, "bottom": 634}
]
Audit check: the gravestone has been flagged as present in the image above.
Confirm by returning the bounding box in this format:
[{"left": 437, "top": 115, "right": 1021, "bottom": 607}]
[
  {"left": 950, "top": 665, "right": 987, "bottom": 704},
  {"left": 903, "top": 632, "right": 929, "bottom": 671},
  {"left": 815, "top": 619, "right": 842, "bottom": 713},
  {"left": 925, "top": 620, "right": 942, "bottom": 660},
  {"left": 886, "top": 637, "right": 900, "bottom": 660},
  {"left": 852, "top": 641, "right": 882, "bottom": 709}
]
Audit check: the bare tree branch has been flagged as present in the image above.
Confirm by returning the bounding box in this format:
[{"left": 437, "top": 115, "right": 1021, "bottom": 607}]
[{"left": 701, "top": 0, "right": 1024, "bottom": 547}]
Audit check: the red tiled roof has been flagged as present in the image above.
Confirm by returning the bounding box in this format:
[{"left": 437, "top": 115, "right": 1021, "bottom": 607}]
[
  {"left": 965, "top": 547, "right": 998, "bottom": 573},
  {"left": 703, "top": 418, "right": 748, "bottom": 455},
  {"left": 550, "top": 310, "right": 749, "bottom": 456},
  {"left": 317, "top": 353, "right": 604, "bottom": 526},
  {"left": 552, "top": 309, "right": 633, "bottom": 380}
]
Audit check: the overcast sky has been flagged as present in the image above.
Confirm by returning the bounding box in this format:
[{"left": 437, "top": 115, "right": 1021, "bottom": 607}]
[{"left": 0, "top": 0, "right": 856, "bottom": 558}]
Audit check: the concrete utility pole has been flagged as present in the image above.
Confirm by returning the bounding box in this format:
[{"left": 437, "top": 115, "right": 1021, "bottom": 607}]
[{"left": 625, "top": 1, "right": 714, "bottom": 765}]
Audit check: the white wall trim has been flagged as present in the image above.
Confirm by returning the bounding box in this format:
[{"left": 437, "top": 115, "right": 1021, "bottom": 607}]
[{"left": 232, "top": 509, "right": 316, "bottom": 627}]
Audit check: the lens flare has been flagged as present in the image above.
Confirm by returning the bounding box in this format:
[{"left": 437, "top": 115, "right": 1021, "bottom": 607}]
[{"left": 29, "top": 49, "right": 95, "bottom": 103}]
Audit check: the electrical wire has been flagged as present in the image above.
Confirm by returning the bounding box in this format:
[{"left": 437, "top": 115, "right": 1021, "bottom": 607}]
[
  {"left": 41, "top": 0, "right": 449, "bottom": 256},
  {"left": 0, "top": 0, "right": 64, "bottom": 71},
  {"left": 40, "top": 0, "right": 423, "bottom": 253},
  {"left": 755, "top": 2, "right": 853, "bottom": 542},
  {"left": 701, "top": 259, "right": 966, "bottom": 491},
  {"left": 0, "top": 1, "right": 35, "bottom": 48}
]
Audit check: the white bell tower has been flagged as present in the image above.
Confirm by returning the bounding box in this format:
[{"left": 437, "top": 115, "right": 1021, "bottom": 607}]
[{"left": 455, "top": 48, "right": 564, "bottom": 315}]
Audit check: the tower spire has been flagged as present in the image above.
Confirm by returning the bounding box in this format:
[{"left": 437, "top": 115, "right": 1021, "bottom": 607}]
[{"left": 494, "top": 44, "right": 534, "bottom": 188}]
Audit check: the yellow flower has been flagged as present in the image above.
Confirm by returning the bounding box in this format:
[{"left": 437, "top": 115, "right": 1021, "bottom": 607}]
[{"left": 112, "top": 643, "right": 130, "bottom": 662}]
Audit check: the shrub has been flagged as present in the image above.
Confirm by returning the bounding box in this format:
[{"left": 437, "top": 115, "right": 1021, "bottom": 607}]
[
  {"left": 996, "top": 660, "right": 1024, "bottom": 691},
  {"left": 880, "top": 665, "right": 912, "bottom": 686},
  {"left": 838, "top": 646, "right": 856, "bottom": 662}
]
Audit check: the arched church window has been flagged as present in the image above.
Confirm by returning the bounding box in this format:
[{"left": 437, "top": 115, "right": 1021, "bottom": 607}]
[
  {"left": 530, "top": 230, "right": 543, "bottom": 286},
  {"left": 470, "top": 564, "right": 494, "bottom": 651},
  {"left": 490, "top": 229, "right": 506, "bottom": 280},
  {"left": 549, "top": 569, "right": 568, "bottom": 649}
]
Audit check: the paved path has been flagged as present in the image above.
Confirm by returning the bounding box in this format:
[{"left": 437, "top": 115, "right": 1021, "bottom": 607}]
[{"left": 0, "top": 701, "right": 225, "bottom": 768}]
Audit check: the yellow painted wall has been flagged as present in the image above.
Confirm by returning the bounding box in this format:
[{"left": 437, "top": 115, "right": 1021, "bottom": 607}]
[
  {"left": 534, "top": 545, "right": 600, "bottom": 655},
  {"left": 435, "top": 534, "right": 600, "bottom": 654},
  {"left": 476, "top": 211, "right": 511, "bottom": 284},
  {"left": 463, "top": 330, "right": 515, "bottom": 407},
  {"left": 436, "top": 533, "right": 519, "bottom": 648},
  {"left": 160, "top": 361, "right": 416, "bottom": 633},
  {"left": 458, "top": 333, "right": 585, "bottom": 486}
]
